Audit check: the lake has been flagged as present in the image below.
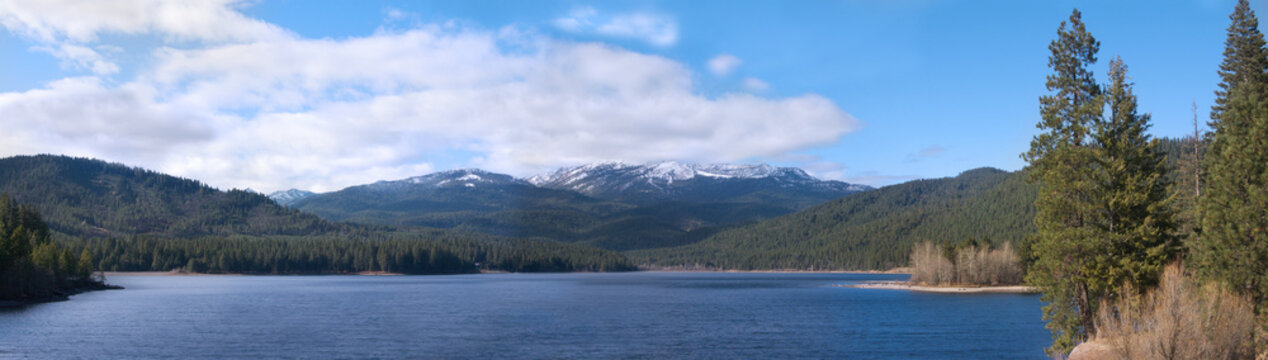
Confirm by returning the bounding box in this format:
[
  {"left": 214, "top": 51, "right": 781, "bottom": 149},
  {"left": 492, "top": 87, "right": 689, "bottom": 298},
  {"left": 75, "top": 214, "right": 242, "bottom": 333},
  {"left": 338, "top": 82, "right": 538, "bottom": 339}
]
[{"left": 0, "top": 272, "right": 1050, "bottom": 359}]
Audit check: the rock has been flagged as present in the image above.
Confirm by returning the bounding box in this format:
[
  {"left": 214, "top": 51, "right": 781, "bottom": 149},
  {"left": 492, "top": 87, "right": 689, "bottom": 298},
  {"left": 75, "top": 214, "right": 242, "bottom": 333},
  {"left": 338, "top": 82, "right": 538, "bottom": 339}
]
[{"left": 1067, "top": 339, "right": 1116, "bottom": 360}]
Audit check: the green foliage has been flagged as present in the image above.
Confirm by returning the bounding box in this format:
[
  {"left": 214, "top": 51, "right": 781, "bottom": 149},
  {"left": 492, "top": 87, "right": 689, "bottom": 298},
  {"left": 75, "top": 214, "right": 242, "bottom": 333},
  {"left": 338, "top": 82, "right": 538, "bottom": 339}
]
[
  {"left": 0, "top": 155, "right": 353, "bottom": 238},
  {"left": 1025, "top": 10, "right": 1106, "bottom": 355},
  {"left": 628, "top": 168, "right": 1037, "bottom": 270},
  {"left": 1, "top": 193, "right": 105, "bottom": 301},
  {"left": 1095, "top": 57, "right": 1180, "bottom": 291},
  {"left": 58, "top": 231, "right": 635, "bottom": 274},
  {"left": 1195, "top": 0, "right": 1268, "bottom": 317},
  {"left": 1023, "top": 10, "right": 1179, "bottom": 356},
  {"left": 1212, "top": 0, "right": 1268, "bottom": 120}
]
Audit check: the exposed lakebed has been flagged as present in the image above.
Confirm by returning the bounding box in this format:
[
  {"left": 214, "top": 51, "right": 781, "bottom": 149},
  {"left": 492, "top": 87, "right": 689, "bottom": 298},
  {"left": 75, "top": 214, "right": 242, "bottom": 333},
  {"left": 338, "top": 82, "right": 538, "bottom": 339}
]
[{"left": 0, "top": 272, "right": 1049, "bottom": 359}]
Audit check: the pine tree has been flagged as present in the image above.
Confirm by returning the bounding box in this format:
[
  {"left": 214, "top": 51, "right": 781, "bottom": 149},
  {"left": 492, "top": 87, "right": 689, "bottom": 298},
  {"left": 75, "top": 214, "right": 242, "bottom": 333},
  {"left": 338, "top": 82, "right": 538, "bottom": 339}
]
[
  {"left": 1212, "top": 0, "right": 1268, "bottom": 120},
  {"left": 1023, "top": 9, "right": 1106, "bottom": 355},
  {"left": 1195, "top": 0, "right": 1268, "bottom": 321},
  {"left": 1094, "top": 57, "right": 1179, "bottom": 290}
]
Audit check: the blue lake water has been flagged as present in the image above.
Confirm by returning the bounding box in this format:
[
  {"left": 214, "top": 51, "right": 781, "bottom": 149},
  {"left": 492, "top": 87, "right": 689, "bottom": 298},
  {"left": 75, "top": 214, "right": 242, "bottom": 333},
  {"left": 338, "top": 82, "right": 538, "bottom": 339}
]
[{"left": 0, "top": 272, "right": 1050, "bottom": 359}]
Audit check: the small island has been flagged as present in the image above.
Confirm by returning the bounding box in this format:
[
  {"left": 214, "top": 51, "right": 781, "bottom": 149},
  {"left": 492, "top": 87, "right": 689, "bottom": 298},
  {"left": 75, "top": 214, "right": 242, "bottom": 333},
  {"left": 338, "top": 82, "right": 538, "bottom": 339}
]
[{"left": 842, "top": 240, "right": 1036, "bottom": 294}]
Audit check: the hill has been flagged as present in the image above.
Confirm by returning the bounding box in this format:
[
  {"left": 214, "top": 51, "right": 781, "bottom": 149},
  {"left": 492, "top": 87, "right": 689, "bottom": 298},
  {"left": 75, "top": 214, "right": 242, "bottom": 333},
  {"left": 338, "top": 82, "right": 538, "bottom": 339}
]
[
  {"left": 0, "top": 155, "right": 348, "bottom": 238},
  {"left": 0, "top": 155, "right": 635, "bottom": 273},
  {"left": 628, "top": 168, "right": 1037, "bottom": 270}
]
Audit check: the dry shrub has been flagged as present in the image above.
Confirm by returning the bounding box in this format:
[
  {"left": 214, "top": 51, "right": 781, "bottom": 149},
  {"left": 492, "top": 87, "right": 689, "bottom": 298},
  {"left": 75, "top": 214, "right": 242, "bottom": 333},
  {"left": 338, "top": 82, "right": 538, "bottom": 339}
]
[
  {"left": 909, "top": 241, "right": 953, "bottom": 285},
  {"left": 954, "top": 242, "right": 1023, "bottom": 285},
  {"left": 908, "top": 241, "right": 1021, "bottom": 286},
  {"left": 1094, "top": 263, "right": 1256, "bottom": 359}
]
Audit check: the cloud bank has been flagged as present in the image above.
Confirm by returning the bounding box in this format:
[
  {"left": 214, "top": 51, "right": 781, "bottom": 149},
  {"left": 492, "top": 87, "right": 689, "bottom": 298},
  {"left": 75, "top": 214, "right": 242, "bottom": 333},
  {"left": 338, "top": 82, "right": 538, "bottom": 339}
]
[{"left": 0, "top": 1, "right": 859, "bottom": 192}]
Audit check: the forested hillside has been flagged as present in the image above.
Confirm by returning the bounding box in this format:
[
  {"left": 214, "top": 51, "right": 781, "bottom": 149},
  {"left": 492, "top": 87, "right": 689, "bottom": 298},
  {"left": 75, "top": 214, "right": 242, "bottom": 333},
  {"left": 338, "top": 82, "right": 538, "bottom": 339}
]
[
  {"left": 628, "top": 168, "right": 1036, "bottom": 270},
  {"left": 0, "top": 155, "right": 350, "bottom": 238},
  {"left": 0, "top": 155, "right": 635, "bottom": 274},
  {"left": 290, "top": 167, "right": 837, "bottom": 251}
]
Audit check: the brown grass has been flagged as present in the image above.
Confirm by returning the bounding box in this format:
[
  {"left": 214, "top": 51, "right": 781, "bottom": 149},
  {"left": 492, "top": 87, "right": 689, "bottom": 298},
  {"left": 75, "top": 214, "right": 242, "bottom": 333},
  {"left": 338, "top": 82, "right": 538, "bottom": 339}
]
[{"left": 1093, "top": 264, "right": 1256, "bottom": 360}]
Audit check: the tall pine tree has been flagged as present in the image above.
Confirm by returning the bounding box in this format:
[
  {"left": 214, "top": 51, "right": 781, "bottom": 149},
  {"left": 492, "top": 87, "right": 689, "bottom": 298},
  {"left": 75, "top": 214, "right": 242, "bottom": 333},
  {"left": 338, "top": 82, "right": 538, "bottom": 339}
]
[
  {"left": 1196, "top": 0, "right": 1268, "bottom": 327},
  {"left": 1024, "top": 12, "right": 1182, "bottom": 356},
  {"left": 1024, "top": 9, "right": 1106, "bottom": 356},
  {"left": 1094, "top": 56, "right": 1179, "bottom": 292},
  {"left": 1212, "top": 0, "right": 1268, "bottom": 120}
]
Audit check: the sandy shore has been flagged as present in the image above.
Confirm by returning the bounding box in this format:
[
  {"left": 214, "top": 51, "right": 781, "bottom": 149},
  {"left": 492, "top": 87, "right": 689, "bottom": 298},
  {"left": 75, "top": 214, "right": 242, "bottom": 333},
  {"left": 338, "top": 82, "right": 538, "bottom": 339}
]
[
  {"left": 840, "top": 281, "right": 1038, "bottom": 294},
  {"left": 639, "top": 267, "right": 912, "bottom": 274}
]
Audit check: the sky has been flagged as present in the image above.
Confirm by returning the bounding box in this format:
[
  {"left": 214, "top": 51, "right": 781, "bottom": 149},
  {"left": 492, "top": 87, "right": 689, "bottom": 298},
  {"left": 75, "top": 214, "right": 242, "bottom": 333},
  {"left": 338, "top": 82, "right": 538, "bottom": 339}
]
[{"left": 0, "top": 0, "right": 1255, "bottom": 193}]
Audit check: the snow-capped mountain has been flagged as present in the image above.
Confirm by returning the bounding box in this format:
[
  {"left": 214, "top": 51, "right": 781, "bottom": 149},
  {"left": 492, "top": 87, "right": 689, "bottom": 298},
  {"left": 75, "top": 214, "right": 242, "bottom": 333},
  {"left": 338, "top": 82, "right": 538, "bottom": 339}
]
[
  {"left": 268, "top": 189, "right": 316, "bottom": 206},
  {"left": 278, "top": 162, "right": 871, "bottom": 251},
  {"left": 529, "top": 161, "right": 871, "bottom": 204},
  {"left": 369, "top": 169, "right": 529, "bottom": 190}
]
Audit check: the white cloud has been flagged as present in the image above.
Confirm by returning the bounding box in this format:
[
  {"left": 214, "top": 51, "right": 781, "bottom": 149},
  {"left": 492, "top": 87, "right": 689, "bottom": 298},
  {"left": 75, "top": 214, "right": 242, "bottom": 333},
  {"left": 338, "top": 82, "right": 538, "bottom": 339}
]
[
  {"left": 0, "top": 0, "right": 289, "bottom": 43},
  {"left": 0, "top": 9, "right": 859, "bottom": 193},
  {"left": 554, "top": 7, "right": 678, "bottom": 47},
  {"left": 743, "top": 77, "right": 770, "bottom": 92},
  {"left": 0, "top": 77, "right": 214, "bottom": 163},
  {"left": 553, "top": 7, "right": 596, "bottom": 32},
  {"left": 31, "top": 43, "right": 119, "bottom": 75},
  {"left": 708, "top": 54, "right": 741, "bottom": 76}
]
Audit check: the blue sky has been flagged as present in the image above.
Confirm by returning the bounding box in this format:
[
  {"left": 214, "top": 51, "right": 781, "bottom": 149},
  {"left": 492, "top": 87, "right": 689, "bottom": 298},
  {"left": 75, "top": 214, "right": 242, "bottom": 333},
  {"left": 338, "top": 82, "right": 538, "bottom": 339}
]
[{"left": 0, "top": 0, "right": 1251, "bottom": 192}]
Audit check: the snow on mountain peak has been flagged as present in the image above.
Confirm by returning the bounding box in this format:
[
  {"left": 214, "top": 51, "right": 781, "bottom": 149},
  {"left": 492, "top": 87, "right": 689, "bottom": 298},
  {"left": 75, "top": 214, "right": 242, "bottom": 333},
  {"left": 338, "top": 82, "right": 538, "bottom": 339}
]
[
  {"left": 530, "top": 161, "right": 826, "bottom": 187},
  {"left": 373, "top": 168, "right": 525, "bottom": 189},
  {"left": 267, "top": 189, "right": 316, "bottom": 206}
]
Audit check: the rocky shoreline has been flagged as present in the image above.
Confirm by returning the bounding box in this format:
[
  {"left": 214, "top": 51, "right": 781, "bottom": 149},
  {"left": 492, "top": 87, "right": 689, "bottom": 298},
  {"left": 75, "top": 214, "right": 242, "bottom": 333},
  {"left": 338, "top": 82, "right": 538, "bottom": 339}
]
[{"left": 0, "top": 282, "right": 123, "bottom": 308}]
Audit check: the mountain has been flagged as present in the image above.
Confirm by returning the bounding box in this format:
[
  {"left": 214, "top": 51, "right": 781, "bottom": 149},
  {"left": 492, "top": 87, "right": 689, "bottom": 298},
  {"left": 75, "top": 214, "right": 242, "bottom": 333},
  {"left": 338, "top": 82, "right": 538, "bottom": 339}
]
[
  {"left": 529, "top": 161, "right": 870, "bottom": 206},
  {"left": 289, "top": 169, "right": 693, "bottom": 250},
  {"left": 0, "top": 155, "right": 348, "bottom": 238},
  {"left": 628, "top": 168, "right": 1037, "bottom": 270},
  {"left": 291, "top": 168, "right": 629, "bottom": 230},
  {"left": 290, "top": 163, "right": 870, "bottom": 251},
  {"left": 0, "top": 155, "right": 636, "bottom": 273},
  {"left": 268, "top": 189, "right": 315, "bottom": 206}
]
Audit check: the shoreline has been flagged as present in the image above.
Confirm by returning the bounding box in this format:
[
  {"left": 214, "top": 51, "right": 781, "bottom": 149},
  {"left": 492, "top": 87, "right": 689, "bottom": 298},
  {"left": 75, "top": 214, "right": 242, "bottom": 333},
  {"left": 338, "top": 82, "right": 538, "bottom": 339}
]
[
  {"left": 102, "top": 270, "right": 410, "bottom": 277},
  {"left": 637, "top": 267, "right": 912, "bottom": 274},
  {"left": 99, "top": 268, "right": 914, "bottom": 277},
  {"left": 840, "top": 280, "right": 1038, "bottom": 294},
  {"left": 0, "top": 282, "right": 124, "bottom": 308}
]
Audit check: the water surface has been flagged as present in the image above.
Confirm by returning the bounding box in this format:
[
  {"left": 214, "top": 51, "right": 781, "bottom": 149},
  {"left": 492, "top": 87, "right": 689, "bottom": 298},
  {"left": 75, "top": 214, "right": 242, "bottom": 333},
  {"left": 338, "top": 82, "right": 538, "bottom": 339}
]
[{"left": 0, "top": 272, "right": 1049, "bottom": 359}]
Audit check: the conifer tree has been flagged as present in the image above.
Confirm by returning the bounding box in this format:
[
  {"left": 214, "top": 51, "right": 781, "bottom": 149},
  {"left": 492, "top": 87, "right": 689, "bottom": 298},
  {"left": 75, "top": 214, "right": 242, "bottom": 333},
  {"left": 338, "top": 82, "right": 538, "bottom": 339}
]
[
  {"left": 1212, "top": 0, "right": 1268, "bottom": 120},
  {"left": 1023, "top": 9, "right": 1106, "bottom": 355},
  {"left": 1196, "top": 0, "right": 1268, "bottom": 326},
  {"left": 1095, "top": 56, "right": 1179, "bottom": 291}
]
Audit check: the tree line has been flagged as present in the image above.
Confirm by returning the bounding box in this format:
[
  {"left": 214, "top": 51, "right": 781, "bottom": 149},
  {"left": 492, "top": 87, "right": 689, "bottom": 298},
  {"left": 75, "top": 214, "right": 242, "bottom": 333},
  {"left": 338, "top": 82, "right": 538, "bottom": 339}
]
[
  {"left": 1025, "top": 3, "right": 1266, "bottom": 356},
  {"left": 55, "top": 231, "right": 636, "bottom": 275},
  {"left": 1, "top": 194, "right": 106, "bottom": 302}
]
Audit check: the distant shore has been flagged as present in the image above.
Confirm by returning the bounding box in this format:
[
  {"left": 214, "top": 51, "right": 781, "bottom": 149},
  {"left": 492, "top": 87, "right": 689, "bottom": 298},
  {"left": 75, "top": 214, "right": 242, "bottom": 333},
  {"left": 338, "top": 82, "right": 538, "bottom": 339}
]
[
  {"left": 99, "top": 268, "right": 915, "bottom": 277},
  {"left": 638, "top": 266, "right": 912, "bottom": 274},
  {"left": 101, "top": 270, "right": 408, "bottom": 276},
  {"left": 840, "top": 280, "right": 1038, "bottom": 294}
]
